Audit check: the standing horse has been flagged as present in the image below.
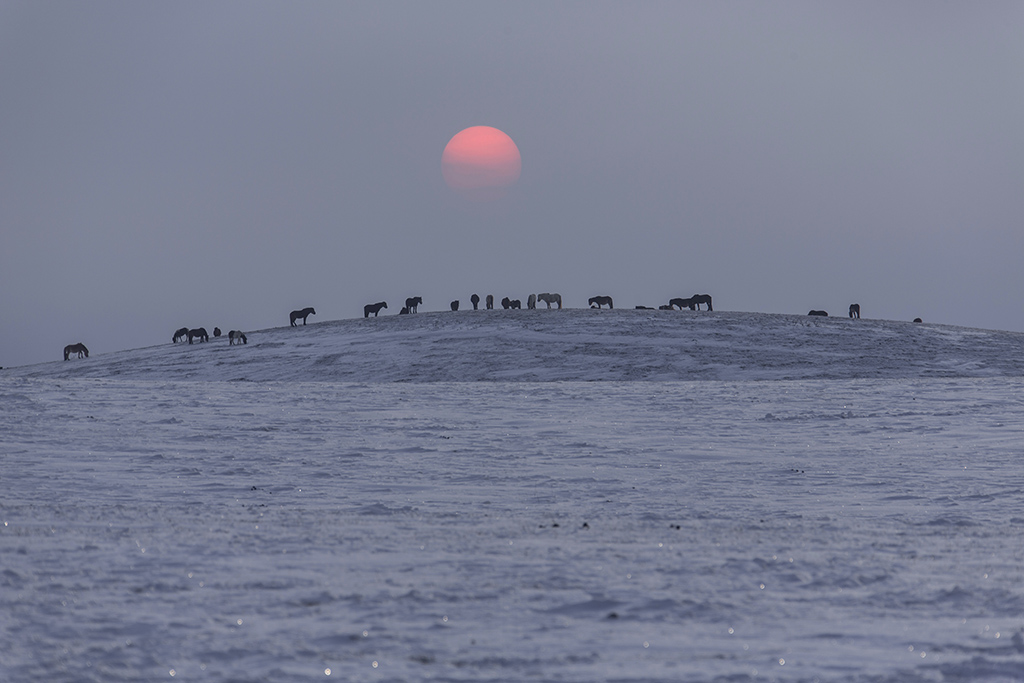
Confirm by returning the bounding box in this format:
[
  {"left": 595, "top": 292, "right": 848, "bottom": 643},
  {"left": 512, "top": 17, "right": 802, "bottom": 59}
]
[
  {"left": 849, "top": 303, "right": 861, "bottom": 319},
  {"left": 471, "top": 294, "right": 480, "bottom": 310},
  {"left": 228, "top": 330, "right": 248, "bottom": 345},
  {"left": 213, "top": 327, "right": 222, "bottom": 338},
  {"left": 527, "top": 294, "right": 537, "bottom": 309},
  {"left": 172, "top": 327, "right": 189, "bottom": 343},
  {"left": 290, "top": 307, "right": 316, "bottom": 326},
  {"left": 63, "top": 343, "right": 89, "bottom": 360},
  {"left": 501, "top": 297, "right": 512, "bottom": 309},
  {"left": 485, "top": 294, "right": 494, "bottom": 310},
  {"left": 450, "top": 300, "right": 460, "bottom": 311},
  {"left": 405, "top": 297, "right": 422, "bottom": 313},
  {"left": 537, "top": 293, "right": 562, "bottom": 309},
  {"left": 589, "top": 296, "right": 614, "bottom": 309},
  {"left": 364, "top": 302, "right": 388, "bottom": 318},
  {"left": 187, "top": 328, "right": 209, "bottom": 343}
]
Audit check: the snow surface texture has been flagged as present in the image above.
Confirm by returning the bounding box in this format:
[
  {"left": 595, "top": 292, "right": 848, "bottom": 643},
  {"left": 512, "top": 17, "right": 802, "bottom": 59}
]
[{"left": 3, "top": 310, "right": 1024, "bottom": 682}]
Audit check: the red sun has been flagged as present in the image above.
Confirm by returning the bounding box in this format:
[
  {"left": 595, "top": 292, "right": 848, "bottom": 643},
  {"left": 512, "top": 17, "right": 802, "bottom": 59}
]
[{"left": 442, "top": 126, "right": 521, "bottom": 200}]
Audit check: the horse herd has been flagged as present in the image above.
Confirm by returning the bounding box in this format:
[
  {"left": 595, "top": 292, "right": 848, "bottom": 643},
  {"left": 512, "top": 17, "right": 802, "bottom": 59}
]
[{"left": 61, "top": 294, "right": 896, "bottom": 361}]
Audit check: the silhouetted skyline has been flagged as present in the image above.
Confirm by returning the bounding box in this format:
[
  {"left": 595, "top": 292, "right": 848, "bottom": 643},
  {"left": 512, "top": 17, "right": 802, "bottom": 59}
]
[{"left": 2, "top": 2, "right": 1023, "bottom": 367}]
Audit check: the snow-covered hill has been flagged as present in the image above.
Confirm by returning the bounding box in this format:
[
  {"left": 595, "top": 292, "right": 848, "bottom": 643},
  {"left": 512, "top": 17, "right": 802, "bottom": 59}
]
[{"left": 9, "top": 309, "right": 1024, "bottom": 381}]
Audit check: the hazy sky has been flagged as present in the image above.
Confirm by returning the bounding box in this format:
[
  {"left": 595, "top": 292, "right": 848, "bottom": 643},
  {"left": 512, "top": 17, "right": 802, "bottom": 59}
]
[{"left": 2, "top": 2, "right": 1023, "bottom": 367}]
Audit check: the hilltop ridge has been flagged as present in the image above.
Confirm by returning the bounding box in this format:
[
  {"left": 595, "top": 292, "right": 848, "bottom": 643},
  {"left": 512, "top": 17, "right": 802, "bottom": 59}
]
[{"left": 7, "top": 309, "right": 1024, "bottom": 382}]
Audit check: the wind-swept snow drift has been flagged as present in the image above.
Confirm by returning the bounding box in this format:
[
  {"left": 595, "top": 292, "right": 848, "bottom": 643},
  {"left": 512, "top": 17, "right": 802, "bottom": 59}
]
[{"left": 11, "top": 309, "right": 1024, "bottom": 381}]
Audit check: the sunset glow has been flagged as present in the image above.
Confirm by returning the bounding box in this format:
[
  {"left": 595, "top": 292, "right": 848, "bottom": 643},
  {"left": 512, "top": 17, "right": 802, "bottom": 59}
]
[{"left": 442, "top": 126, "right": 521, "bottom": 200}]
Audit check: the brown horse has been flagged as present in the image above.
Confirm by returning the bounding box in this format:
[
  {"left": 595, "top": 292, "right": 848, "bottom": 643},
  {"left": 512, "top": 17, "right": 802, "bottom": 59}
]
[
  {"left": 187, "top": 328, "right": 209, "bottom": 343},
  {"left": 172, "top": 327, "right": 189, "bottom": 343},
  {"left": 228, "top": 330, "right": 248, "bottom": 345},
  {"left": 849, "top": 304, "right": 861, "bottom": 319},
  {"left": 589, "top": 296, "right": 613, "bottom": 309}
]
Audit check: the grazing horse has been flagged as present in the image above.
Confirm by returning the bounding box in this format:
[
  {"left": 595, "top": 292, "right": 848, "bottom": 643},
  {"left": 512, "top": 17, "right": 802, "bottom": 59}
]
[
  {"left": 669, "top": 297, "right": 695, "bottom": 310},
  {"left": 364, "top": 301, "right": 388, "bottom": 318},
  {"left": 471, "top": 294, "right": 480, "bottom": 310},
  {"left": 589, "top": 296, "right": 614, "bottom": 309},
  {"left": 228, "top": 330, "right": 248, "bottom": 345},
  {"left": 399, "top": 307, "right": 410, "bottom": 314},
  {"left": 537, "top": 292, "right": 562, "bottom": 309},
  {"left": 510, "top": 299, "right": 521, "bottom": 309},
  {"left": 172, "top": 327, "right": 189, "bottom": 343},
  {"left": 527, "top": 294, "right": 537, "bottom": 309},
  {"left": 405, "top": 296, "right": 422, "bottom": 313},
  {"left": 690, "top": 294, "right": 713, "bottom": 311},
  {"left": 849, "top": 303, "right": 861, "bottom": 319},
  {"left": 63, "top": 343, "right": 89, "bottom": 360},
  {"left": 808, "top": 310, "right": 829, "bottom": 317},
  {"left": 290, "top": 307, "right": 316, "bottom": 326},
  {"left": 450, "top": 300, "right": 459, "bottom": 311},
  {"left": 485, "top": 294, "right": 494, "bottom": 310},
  {"left": 187, "top": 327, "right": 209, "bottom": 343},
  {"left": 501, "top": 297, "right": 512, "bottom": 309},
  {"left": 913, "top": 318, "right": 923, "bottom": 323}
]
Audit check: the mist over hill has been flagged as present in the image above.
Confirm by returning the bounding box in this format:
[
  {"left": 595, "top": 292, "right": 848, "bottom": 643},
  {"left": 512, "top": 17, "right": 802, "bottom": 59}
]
[{"left": 10, "top": 309, "right": 1024, "bottom": 382}]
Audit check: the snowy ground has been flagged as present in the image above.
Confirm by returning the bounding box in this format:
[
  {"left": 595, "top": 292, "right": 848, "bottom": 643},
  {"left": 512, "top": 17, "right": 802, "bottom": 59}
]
[{"left": 3, "top": 310, "right": 1024, "bottom": 682}]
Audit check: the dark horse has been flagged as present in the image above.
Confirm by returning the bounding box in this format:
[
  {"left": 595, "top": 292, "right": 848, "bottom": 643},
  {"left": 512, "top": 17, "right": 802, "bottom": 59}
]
[
  {"left": 486, "top": 294, "right": 494, "bottom": 310},
  {"left": 364, "top": 301, "right": 388, "bottom": 318},
  {"left": 228, "top": 330, "right": 248, "bottom": 345},
  {"left": 849, "top": 303, "right": 861, "bottom": 319},
  {"left": 172, "top": 327, "right": 189, "bottom": 343},
  {"left": 213, "top": 327, "right": 222, "bottom": 337},
  {"left": 690, "top": 294, "right": 713, "bottom": 311},
  {"left": 290, "top": 307, "right": 316, "bottom": 326},
  {"left": 501, "top": 297, "right": 512, "bottom": 309},
  {"left": 405, "top": 296, "right": 422, "bottom": 313},
  {"left": 450, "top": 300, "right": 460, "bottom": 311},
  {"left": 188, "top": 327, "right": 209, "bottom": 343},
  {"left": 589, "top": 296, "right": 614, "bottom": 309},
  {"left": 471, "top": 294, "right": 480, "bottom": 310},
  {"left": 808, "top": 310, "right": 829, "bottom": 317},
  {"left": 669, "top": 297, "right": 695, "bottom": 310},
  {"left": 63, "top": 343, "right": 89, "bottom": 360}
]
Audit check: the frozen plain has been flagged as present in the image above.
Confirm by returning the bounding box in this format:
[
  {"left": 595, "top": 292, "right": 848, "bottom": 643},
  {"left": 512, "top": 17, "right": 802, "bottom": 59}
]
[{"left": 2, "top": 309, "right": 1024, "bottom": 682}]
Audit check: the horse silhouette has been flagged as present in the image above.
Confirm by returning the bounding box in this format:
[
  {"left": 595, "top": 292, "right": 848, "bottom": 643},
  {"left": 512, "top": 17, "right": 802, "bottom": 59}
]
[
  {"left": 400, "top": 307, "right": 410, "bottom": 314},
  {"left": 172, "top": 327, "right": 189, "bottom": 343},
  {"left": 527, "top": 294, "right": 537, "bottom": 309},
  {"left": 690, "top": 294, "right": 713, "bottom": 311},
  {"left": 808, "top": 310, "right": 828, "bottom": 317},
  {"left": 669, "top": 297, "right": 694, "bottom": 310},
  {"left": 501, "top": 297, "right": 512, "bottom": 309},
  {"left": 537, "top": 293, "right": 562, "bottom": 309},
  {"left": 213, "top": 327, "right": 222, "bottom": 338},
  {"left": 486, "top": 294, "right": 494, "bottom": 310},
  {"left": 849, "top": 304, "right": 861, "bottom": 319},
  {"left": 658, "top": 304, "right": 674, "bottom": 310},
  {"left": 913, "top": 318, "right": 923, "bottom": 323},
  {"left": 510, "top": 299, "right": 521, "bottom": 309},
  {"left": 290, "top": 307, "right": 315, "bottom": 326},
  {"left": 589, "top": 296, "right": 613, "bottom": 309},
  {"left": 471, "top": 294, "right": 480, "bottom": 310},
  {"left": 405, "top": 297, "right": 422, "bottom": 313},
  {"left": 364, "top": 301, "right": 388, "bottom": 318},
  {"left": 450, "top": 300, "right": 459, "bottom": 311},
  {"left": 187, "top": 327, "right": 209, "bottom": 343},
  {"left": 63, "top": 343, "right": 89, "bottom": 360},
  {"left": 228, "top": 330, "right": 247, "bottom": 345}
]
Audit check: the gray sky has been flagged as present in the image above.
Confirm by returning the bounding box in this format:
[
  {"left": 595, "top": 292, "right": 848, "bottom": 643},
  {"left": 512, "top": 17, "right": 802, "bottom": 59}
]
[{"left": 2, "top": 2, "right": 1023, "bottom": 367}]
